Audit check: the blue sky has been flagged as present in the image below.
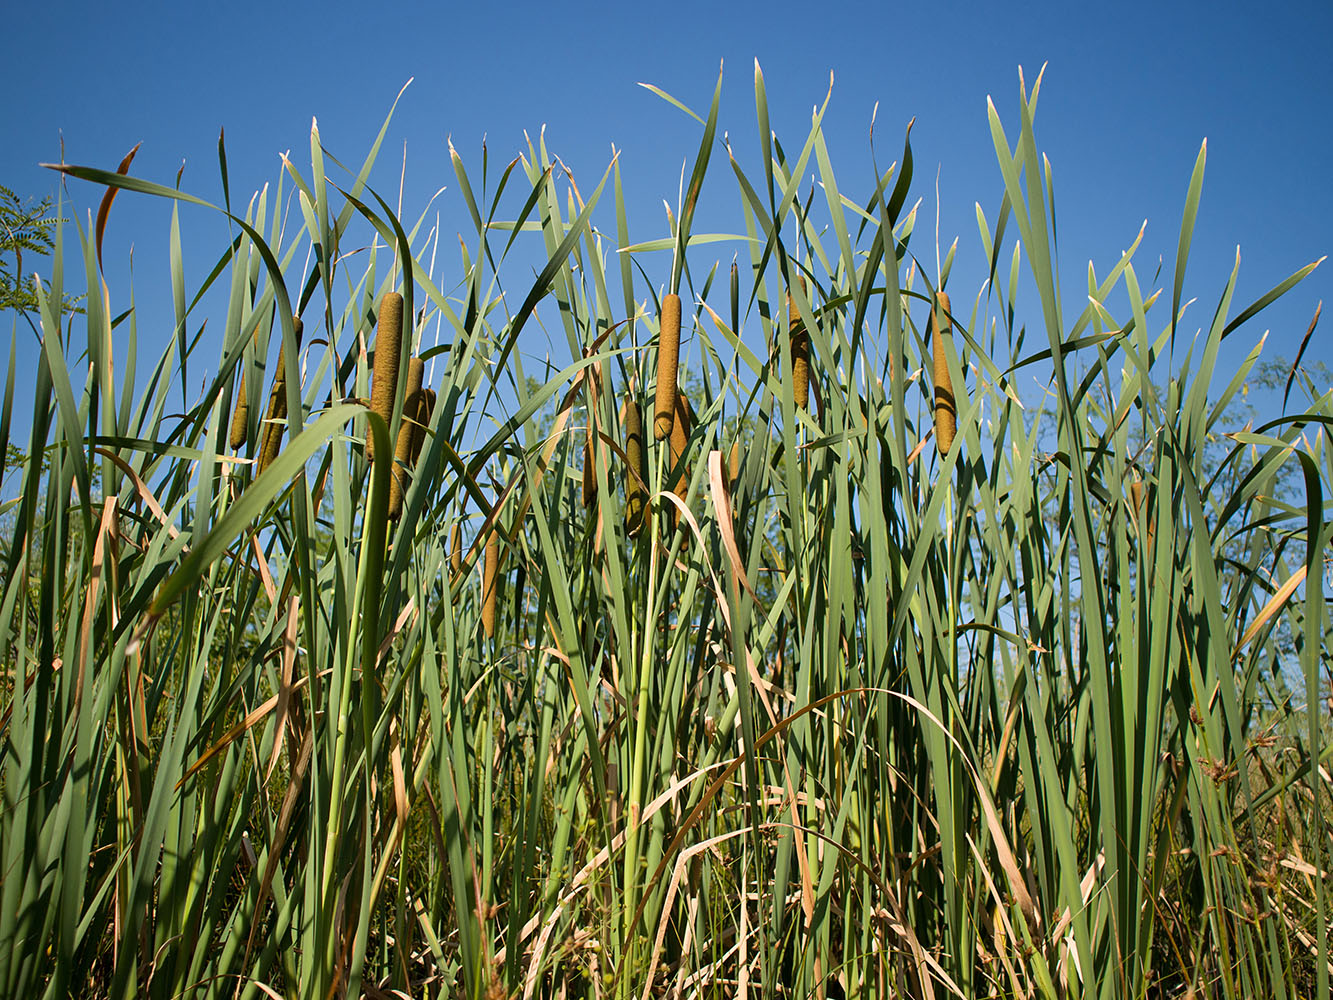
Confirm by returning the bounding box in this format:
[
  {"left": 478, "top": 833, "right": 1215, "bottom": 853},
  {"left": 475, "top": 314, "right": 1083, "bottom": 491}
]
[{"left": 3, "top": 0, "right": 1329, "bottom": 424}]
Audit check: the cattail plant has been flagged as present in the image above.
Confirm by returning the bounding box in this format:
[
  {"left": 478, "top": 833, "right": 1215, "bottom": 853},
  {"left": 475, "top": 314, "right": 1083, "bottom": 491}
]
[
  {"left": 789, "top": 275, "right": 810, "bottom": 410},
  {"left": 654, "top": 293, "right": 681, "bottom": 440},
  {"left": 367, "top": 291, "right": 404, "bottom": 463},
  {"left": 258, "top": 317, "right": 303, "bottom": 473},
  {"left": 388, "top": 356, "right": 425, "bottom": 520},
  {"left": 728, "top": 437, "right": 741, "bottom": 491},
  {"left": 622, "top": 396, "right": 645, "bottom": 535},
  {"left": 931, "top": 290, "right": 957, "bottom": 455}
]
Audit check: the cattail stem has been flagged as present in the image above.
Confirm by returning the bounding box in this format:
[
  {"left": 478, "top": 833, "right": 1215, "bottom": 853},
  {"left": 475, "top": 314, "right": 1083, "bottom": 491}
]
[
  {"left": 654, "top": 293, "right": 681, "bottom": 440},
  {"left": 932, "top": 290, "right": 957, "bottom": 455}
]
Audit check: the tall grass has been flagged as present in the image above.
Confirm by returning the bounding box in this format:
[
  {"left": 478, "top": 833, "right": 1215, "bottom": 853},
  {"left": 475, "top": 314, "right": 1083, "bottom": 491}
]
[{"left": 1, "top": 66, "right": 1329, "bottom": 1000}]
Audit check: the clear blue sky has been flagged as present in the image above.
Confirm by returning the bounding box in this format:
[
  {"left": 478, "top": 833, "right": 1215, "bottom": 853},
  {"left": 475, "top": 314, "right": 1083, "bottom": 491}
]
[{"left": 3, "top": 0, "right": 1329, "bottom": 422}]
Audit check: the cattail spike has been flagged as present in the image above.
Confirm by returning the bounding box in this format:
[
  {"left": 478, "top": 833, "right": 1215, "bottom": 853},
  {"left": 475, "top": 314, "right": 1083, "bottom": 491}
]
[
  {"left": 622, "top": 396, "right": 645, "bottom": 536},
  {"left": 258, "top": 317, "right": 303, "bottom": 473},
  {"left": 789, "top": 275, "right": 810, "bottom": 411},
  {"left": 1131, "top": 475, "right": 1156, "bottom": 562},
  {"left": 405, "top": 356, "right": 424, "bottom": 396},
  {"left": 730, "top": 260, "right": 739, "bottom": 337},
  {"left": 669, "top": 390, "right": 692, "bottom": 501},
  {"left": 481, "top": 526, "right": 500, "bottom": 639},
  {"left": 388, "top": 356, "right": 426, "bottom": 520},
  {"left": 728, "top": 438, "right": 741, "bottom": 489},
  {"left": 932, "top": 290, "right": 957, "bottom": 455},
  {"left": 409, "top": 388, "right": 436, "bottom": 467},
  {"left": 450, "top": 522, "right": 462, "bottom": 577},
  {"left": 230, "top": 372, "right": 248, "bottom": 449},
  {"left": 388, "top": 410, "right": 415, "bottom": 519},
  {"left": 664, "top": 391, "right": 693, "bottom": 529},
  {"left": 367, "top": 291, "right": 404, "bottom": 462},
  {"left": 654, "top": 293, "right": 681, "bottom": 440},
  {"left": 229, "top": 331, "right": 257, "bottom": 450},
  {"left": 582, "top": 435, "right": 596, "bottom": 508}
]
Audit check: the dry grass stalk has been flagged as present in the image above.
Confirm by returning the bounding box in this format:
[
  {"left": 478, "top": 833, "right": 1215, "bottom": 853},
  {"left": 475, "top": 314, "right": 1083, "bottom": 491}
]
[
  {"left": 258, "top": 317, "right": 303, "bottom": 473},
  {"left": 367, "top": 291, "right": 404, "bottom": 462},
  {"left": 388, "top": 357, "right": 425, "bottom": 520},
  {"left": 481, "top": 524, "right": 500, "bottom": 639},
  {"left": 654, "top": 293, "right": 681, "bottom": 440},
  {"left": 789, "top": 275, "right": 810, "bottom": 410},
  {"left": 622, "top": 396, "right": 645, "bottom": 535},
  {"left": 932, "top": 290, "right": 957, "bottom": 455}
]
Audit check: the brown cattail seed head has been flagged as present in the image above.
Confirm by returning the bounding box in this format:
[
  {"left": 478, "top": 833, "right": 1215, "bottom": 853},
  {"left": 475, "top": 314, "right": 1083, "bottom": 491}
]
[
  {"left": 387, "top": 412, "right": 416, "bottom": 520},
  {"left": 931, "top": 290, "right": 956, "bottom": 455},
  {"left": 669, "top": 390, "right": 692, "bottom": 498},
  {"left": 450, "top": 522, "right": 462, "bottom": 577},
  {"left": 258, "top": 317, "right": 303, "bottom": 473},
  {"left": 229, "top": 331, "right": 257, "bottom": 450},
  {"left": 387, "top": 356, "right": 426, "bottom": 520},
  {"left": 622, "top": 396, "right": 645, "bottom": 535},
  {"left": 229, "top": 375, "right": 248, "bottom": 449},
  {"left": 367, "top": 292, "right": 404, "bottom": 462},
  {"left": 654, "top": 293, "right": 681, "bottom": 440},
  {"left": 409, "top": 388, "right": 435, "bottom": 467},
  {"left": 789, "top": 276, "right": 810, "bottom": 411},
  {"left": 481, "top": 526, "right": 500, "bottom": 639},
  {"left": 404, "top": 356, "right": 424, "bottom": 398},
  {"left": 582, "top": 434, "right": 596, "bottom": 508},
  {"left": 728, "top": 438, "right": 741, "bottom": 489}
]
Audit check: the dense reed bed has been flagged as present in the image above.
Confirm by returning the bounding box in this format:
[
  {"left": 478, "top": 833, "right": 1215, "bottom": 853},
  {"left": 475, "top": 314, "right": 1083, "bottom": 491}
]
[{"left": 1, "top": 67, "right": 1329, "bottom": 999}]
